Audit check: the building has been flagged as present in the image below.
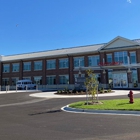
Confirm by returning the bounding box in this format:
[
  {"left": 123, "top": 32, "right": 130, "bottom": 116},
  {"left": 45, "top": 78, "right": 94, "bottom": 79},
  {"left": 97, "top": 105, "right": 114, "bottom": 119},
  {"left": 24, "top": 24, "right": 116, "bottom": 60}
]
[{"left": 0, "top": 36, "right": 140, "bottom": 89}]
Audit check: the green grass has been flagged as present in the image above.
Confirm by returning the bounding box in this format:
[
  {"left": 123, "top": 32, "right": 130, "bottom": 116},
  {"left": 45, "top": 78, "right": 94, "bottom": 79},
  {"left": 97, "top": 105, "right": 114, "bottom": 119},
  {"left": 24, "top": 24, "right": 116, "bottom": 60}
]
[{"left": 69, "top": 98, "right": 140, "bottom": 111}]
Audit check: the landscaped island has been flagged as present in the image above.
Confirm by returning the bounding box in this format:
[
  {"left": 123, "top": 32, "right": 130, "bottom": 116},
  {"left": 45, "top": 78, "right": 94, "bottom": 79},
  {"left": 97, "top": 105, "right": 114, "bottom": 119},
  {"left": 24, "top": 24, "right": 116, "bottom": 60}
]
[{"left": 69, "top": 98, "right": 140, "bottom": 111}]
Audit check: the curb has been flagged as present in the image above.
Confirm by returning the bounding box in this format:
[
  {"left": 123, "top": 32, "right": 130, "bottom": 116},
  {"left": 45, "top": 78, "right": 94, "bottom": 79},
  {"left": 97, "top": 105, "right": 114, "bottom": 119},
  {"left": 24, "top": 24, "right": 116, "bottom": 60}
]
[{"left": 61, "top": 105, "right": 140, "bottom": 116}]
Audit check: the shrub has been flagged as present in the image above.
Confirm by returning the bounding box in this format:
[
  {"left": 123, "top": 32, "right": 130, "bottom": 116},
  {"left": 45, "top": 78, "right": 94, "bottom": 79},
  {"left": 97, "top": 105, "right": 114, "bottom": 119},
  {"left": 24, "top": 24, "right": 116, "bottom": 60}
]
[
  {"left": 69, "top": 90, "right": 73, "bottom": 94},
  {"left": 76, "top": 91, "right": 79, "bottom": 94},
  {"left": 134, "top": 83, "right": 138, "bottom": 87},
  {"left": 57, "top": 90, "right": 60, "bottom": 93},
  {"left": 73, "top": 89, "right": 76, "bottom": 93},
  {"left": 101, "top": 87, "right": 104, "bottom": 90},
  {"left": 108, "top": 89, "right": 111, "bottom": 92},
  {"left": 99, "top": 90, "right": 104, "bottom": 93}
]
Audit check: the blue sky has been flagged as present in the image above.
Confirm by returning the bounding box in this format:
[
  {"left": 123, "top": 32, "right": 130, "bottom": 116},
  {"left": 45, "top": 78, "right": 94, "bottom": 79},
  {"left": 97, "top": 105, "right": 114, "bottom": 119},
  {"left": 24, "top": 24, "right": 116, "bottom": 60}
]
[{"left": 0, "top": 0, "right": 140, "bottom": 55}]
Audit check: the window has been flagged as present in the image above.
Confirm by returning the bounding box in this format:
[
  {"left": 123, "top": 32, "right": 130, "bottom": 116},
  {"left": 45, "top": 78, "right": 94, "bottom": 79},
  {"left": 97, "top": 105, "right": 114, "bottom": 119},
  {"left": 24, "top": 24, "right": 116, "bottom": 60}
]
[
  {"left": 2, "top": 78, "right": 9, "bottom": 86},
  {"left": 88, "top": 55, "right": 100, "bottom": 66},
  {"left": 11, "top": 77, "right": 19, "bottom": 85},
  {"left": 23, "top": 77, "right": 31, "bottom": 80},
  {"left": 131, "top": 70, "right": 138, "bottom": 83},
  {"left": 59, "top": 58, "right": 69, "bottom": 69},
  {"left": 130, "top": 52, "right": 137, "bottom": 64},
  {"left": 95, "top": 73, "right": 101, "bottom": 83},
  {"left": 59, "top": 75, "right": 69, "bottom": 84},
  {"left": 47, "top": 60, "right": 56, "bottom": 70},
  {"left": 3, "top": 64, "right": 10, "bottom": 73},
  {"left": 106, "top": 54, "right": 112, "bottom": 63},
  {"left": 74, "top": 74, "right": 85, "bottom": 82},
  {"left": 46, "top": 75, "right": 56, "bottom": 85},
  {"left": 114, "top": 51, "right": 128, "bottom": 64},
  {"left": 34, "top": 76, "right": 42, "bottom": 85},
  {"left": 12, "top": 63, "right": 20, "bottom": 72},
  {"left": 23, "top": 62, "right": 31, "bottom": 71},
  {"left": 74, "top": 57, "right": 84, "bottom": 68},
  {"left": 108, "top": 70, "right": 113, "bottom": 87},
  {"left": 34, "top": 61, "right": 42, "bottom": 71}
]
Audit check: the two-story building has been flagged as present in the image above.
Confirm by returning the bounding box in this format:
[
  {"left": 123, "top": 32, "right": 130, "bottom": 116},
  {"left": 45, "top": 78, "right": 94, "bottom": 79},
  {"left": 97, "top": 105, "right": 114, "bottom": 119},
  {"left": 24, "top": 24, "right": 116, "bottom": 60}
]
[{"left": 0, "top": 36, "right": 140, "bottom": 89}]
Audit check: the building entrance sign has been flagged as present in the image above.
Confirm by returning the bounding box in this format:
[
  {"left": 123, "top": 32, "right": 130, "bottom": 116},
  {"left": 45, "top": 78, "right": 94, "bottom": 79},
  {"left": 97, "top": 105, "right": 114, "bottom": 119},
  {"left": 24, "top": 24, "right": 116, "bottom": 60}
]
[
  {"left": 113, "top": 73, "right": 128, "bottom": 88},
  {"left": 98, "top": 61, "right": 123, "bottom": 66}
]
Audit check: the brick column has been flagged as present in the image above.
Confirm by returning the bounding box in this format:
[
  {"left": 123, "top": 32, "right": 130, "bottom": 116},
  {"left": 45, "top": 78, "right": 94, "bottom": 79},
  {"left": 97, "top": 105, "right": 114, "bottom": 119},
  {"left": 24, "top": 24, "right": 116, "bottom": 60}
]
[
  {"left": 42, "top": 59, "right": 46, "bottom": 85},
  {"left": 19, "top": 60, "right": 23, "bottom": 80}
]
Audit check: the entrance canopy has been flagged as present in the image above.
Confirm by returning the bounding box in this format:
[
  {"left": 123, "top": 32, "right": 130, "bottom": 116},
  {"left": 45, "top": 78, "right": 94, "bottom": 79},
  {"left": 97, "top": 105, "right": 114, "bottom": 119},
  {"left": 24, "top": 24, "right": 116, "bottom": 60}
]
[{"left": 74, "top": 63, "right": 140, "bottom": 71}]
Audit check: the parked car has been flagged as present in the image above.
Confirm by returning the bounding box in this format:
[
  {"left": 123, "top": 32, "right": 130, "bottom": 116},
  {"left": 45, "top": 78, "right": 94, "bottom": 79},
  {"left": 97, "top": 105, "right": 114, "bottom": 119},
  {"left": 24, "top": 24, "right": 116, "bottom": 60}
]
[{"left": 16, "top": 80, "right": 36, "bottom": 90}]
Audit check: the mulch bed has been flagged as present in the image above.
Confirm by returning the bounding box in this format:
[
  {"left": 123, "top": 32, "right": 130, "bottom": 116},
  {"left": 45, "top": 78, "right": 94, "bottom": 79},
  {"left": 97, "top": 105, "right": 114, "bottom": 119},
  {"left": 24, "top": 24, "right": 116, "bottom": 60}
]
[{"left": 55, "top": 91, "right": 114, "bottom": 95}]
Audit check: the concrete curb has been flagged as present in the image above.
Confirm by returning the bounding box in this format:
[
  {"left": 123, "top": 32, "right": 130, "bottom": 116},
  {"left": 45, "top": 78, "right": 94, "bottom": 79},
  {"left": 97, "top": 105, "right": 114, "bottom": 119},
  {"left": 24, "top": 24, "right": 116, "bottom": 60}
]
[{"left": 61, "top": 105, "right": 140, "bottom": 116}]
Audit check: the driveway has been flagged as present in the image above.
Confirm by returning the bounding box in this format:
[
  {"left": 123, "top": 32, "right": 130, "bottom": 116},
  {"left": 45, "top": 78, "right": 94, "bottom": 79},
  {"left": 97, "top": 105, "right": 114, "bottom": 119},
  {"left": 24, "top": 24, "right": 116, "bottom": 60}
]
[{"left": 0, "top": 91, "right": 140, "bottom": 140}]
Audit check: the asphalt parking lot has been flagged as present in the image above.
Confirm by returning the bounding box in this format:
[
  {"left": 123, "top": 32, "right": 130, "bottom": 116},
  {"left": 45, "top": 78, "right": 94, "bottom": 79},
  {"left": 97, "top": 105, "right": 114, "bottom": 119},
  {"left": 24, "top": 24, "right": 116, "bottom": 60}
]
[{"left": 0, "top": 91, "right": 140, "bottom": 140}]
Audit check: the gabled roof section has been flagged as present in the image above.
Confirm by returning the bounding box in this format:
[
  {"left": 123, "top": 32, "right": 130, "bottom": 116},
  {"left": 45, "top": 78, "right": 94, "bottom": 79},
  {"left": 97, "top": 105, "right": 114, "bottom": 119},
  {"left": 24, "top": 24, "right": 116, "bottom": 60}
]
[{"left": 100, "top": 36, "right": 140, "bottom": 50}]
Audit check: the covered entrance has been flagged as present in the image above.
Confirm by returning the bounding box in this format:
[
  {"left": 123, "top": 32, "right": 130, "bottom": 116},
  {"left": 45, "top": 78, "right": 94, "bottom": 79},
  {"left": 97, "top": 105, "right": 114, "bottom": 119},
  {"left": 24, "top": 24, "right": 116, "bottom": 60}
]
[{"left": 113, "top": 72, "right": 128, "bottom": 88}]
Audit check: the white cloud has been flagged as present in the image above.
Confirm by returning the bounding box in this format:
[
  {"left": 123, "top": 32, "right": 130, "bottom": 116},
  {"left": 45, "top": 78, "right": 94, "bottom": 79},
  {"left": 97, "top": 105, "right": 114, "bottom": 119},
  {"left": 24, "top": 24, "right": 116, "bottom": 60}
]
[{"left": 127, "top": 0, "right": 131, "bottom": 3}]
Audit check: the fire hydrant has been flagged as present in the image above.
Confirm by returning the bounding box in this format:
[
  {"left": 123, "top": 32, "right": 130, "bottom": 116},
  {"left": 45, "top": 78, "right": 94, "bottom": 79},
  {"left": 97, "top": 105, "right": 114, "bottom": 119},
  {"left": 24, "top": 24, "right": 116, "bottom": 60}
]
[{"left": 128, "top": 90, "right": 134, "bottom": 103}]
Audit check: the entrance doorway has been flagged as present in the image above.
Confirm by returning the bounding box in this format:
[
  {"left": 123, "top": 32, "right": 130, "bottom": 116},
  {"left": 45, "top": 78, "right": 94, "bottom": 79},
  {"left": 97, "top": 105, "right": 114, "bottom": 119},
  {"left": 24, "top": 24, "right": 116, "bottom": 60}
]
[{"left": 113, "top": 72, "right": 128, "bottom": 88}]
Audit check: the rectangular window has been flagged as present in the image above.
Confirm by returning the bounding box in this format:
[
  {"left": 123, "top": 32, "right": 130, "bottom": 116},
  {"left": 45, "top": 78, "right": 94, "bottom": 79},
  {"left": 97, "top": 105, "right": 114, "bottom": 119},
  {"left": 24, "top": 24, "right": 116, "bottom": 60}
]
[
  {"left": 74, "top": 57, "right": 84, "bottom": 68},
  {"left": 74, "top": 74, "right": 85, "bottom": 82},
  {"left": 47, "top": 60, "right": 56, "bottom": 70},
  {"left": 12, "top": 63, "right": 20, "bottom": 72},
  {"left": 106, "top": 54, "right": 112, "bottom": 63},
  {"left": 3, "top": 64, "right": 10, "bottom": 73},
  {"left": 23, "top": 77, "right": 31, "bottom": 80},
  {"left": 59, "top": 58, "right": 69, "bottom": 69},
  {"left": 46, "top": 75, "right": 56, "bottom": 85},
  {"left": 88, "top": 55, "right": 100, "bottom": 66},
  {"left": 59, "top": 75, "right": 69, "bottom": 84},
  {"left": 131, "top": 69, "right": 138, "bottom": 83},
  {"left": 11, "top": 77, "right": 19, "bottom": 85},
  {"left": 34, "top": 61, "right": 42, "bottom": 71},
  {"left": 2, "top": 78, "right": 9, "bottom": 86},
  {"left": 34, "top": 76, "right": 42, "bottom": 85},
  {"left": 130, "top": 52, "right": 137, "bottom": 64},
  {"left": 23, "top": 62, "right": 31, "bottom": 71},
  {"left": 114, "top": 51, "right": 128, "bottom": 64}
]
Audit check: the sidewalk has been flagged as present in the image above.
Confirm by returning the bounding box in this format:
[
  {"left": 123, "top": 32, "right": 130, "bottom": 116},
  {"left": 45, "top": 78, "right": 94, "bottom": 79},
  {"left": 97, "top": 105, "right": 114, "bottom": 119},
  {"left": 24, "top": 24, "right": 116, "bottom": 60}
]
[
  {"left": 29, "top": 90, "right": 140, "bottom": 98},
  {"left": 0, "top": 90, "right": 39, "bottom": 94}
]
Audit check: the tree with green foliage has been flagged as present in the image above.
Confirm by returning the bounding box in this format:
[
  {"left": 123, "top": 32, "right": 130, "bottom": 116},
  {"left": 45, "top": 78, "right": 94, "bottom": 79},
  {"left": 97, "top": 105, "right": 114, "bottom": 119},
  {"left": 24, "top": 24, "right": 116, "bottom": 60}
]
[{"left": 84, "top": 69, "right": 98, "bottom": 104}]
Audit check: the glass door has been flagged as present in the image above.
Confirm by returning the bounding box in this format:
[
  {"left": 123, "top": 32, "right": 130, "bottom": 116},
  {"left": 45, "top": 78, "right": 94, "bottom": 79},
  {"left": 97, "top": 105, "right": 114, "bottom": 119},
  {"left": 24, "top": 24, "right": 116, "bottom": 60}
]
[{"left": 113, "top": 73, "right": 128, "bottom": 88}]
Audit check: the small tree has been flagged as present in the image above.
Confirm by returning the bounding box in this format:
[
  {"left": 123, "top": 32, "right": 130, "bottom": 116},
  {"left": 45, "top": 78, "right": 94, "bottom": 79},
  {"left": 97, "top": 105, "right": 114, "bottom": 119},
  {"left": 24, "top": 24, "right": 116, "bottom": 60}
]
[{"left": 84, "top": 69, "right": 98, "bottom": 104}]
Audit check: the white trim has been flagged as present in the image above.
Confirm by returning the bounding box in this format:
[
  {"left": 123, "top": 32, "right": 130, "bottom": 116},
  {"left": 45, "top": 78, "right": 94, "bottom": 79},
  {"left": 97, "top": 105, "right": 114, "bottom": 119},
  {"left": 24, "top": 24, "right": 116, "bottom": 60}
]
[{"left": 100, "top": 36, "right": 139, "bottom": 50}]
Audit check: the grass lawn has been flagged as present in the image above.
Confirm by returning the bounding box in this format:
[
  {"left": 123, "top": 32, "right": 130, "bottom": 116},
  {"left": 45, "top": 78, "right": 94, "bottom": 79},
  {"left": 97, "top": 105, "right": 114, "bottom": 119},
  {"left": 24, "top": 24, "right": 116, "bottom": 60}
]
[{"left": 69, "top": 98, "right": 140, "bottom": 111}]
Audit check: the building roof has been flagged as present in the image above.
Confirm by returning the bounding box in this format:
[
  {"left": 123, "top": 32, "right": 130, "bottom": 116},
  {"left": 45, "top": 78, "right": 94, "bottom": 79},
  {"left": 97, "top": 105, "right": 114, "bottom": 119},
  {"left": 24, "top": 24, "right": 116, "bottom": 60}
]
[
  {"left": 1, "top": 44, "right": 104, "bottom": 62},
  {"left": 1, "top": 36, "right": 140, "bottom": 62}
]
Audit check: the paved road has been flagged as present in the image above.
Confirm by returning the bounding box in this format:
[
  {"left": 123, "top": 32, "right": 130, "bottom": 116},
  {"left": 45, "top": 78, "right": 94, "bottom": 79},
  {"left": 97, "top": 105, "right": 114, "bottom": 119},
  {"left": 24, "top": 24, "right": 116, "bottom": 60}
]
[{"left": 0, "top": 91, "right": 140, "bottom": 140}]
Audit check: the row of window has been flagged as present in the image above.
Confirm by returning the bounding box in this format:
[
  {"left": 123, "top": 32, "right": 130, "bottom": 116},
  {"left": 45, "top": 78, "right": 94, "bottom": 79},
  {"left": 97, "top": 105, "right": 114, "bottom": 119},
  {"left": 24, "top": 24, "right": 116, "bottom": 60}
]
[
  {"left": 2, "top": 75, "right": 69, "bottom": 86},
  {"left": 2, "top": 73, "right": 101, "bottom": 86},
  {"left": 107, "top": 51, "right": 136, "bottom": 64},
  {"left": 2, "top": 69, "right": 138, "bottom": 86},
  {"left": 3, "top": 51, "right": 137, "bottom": 73}
]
